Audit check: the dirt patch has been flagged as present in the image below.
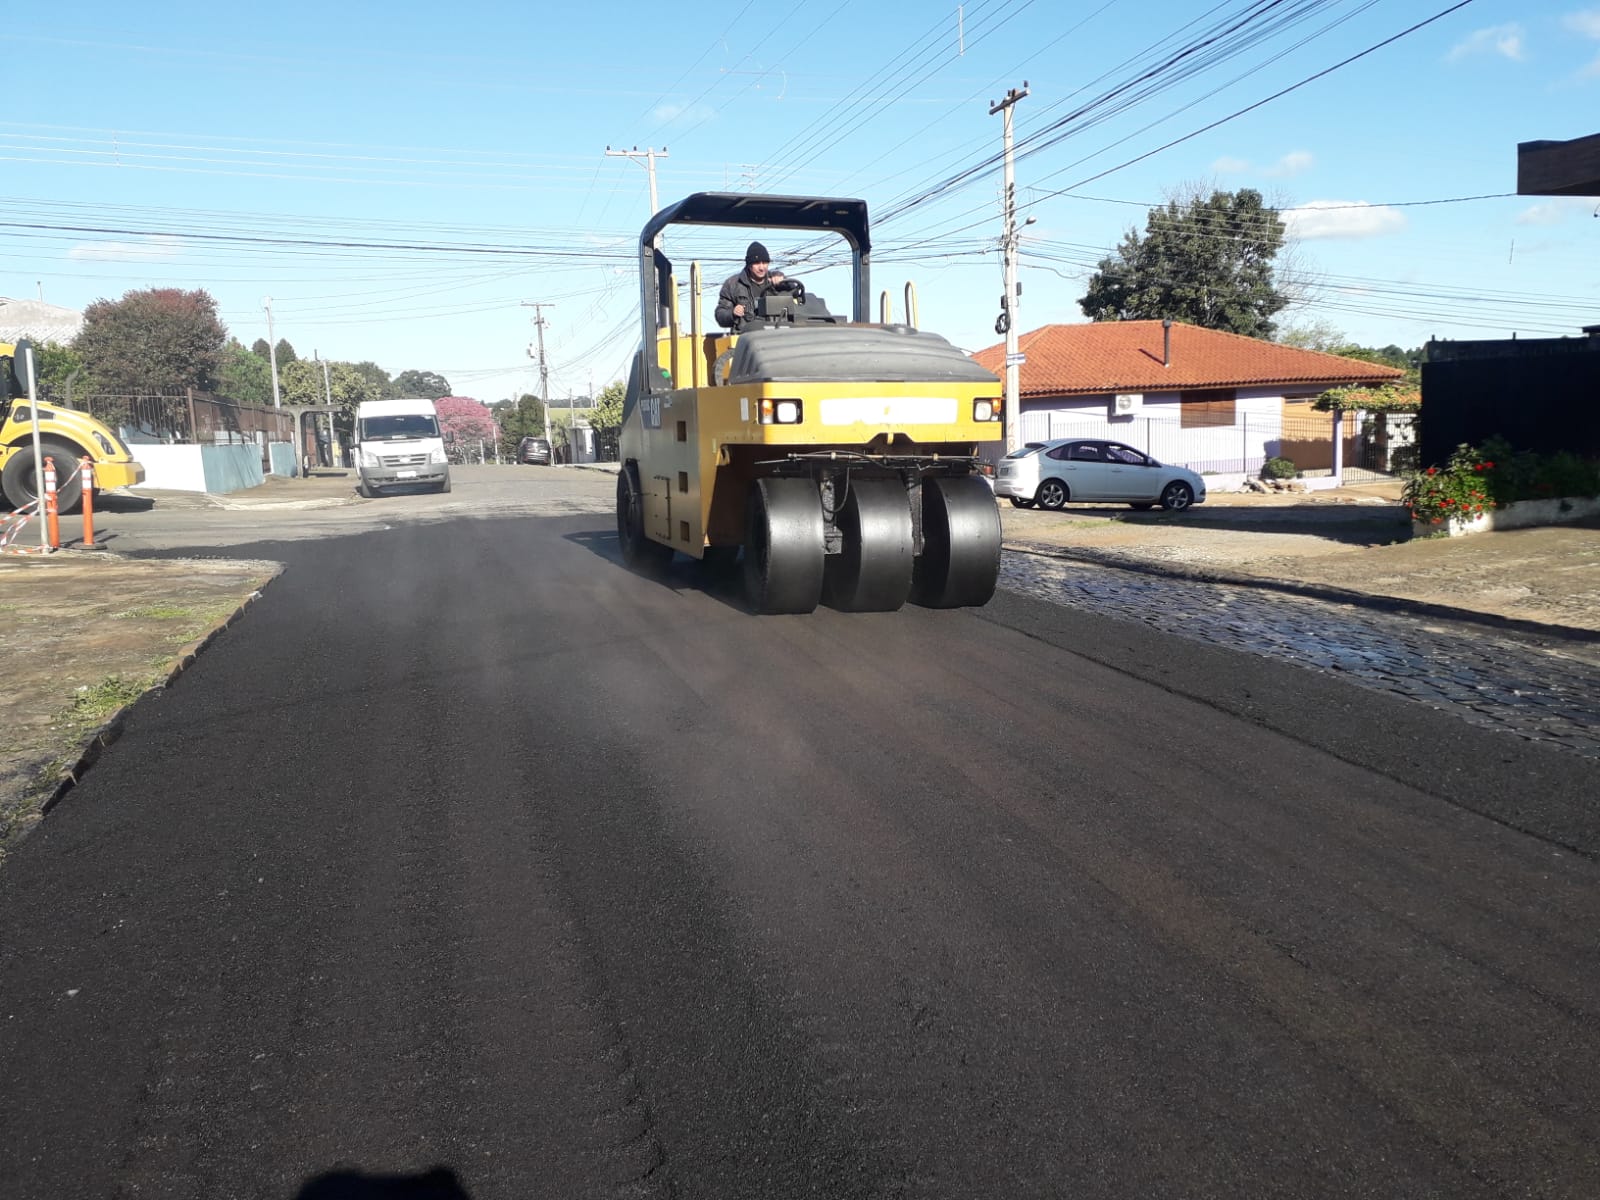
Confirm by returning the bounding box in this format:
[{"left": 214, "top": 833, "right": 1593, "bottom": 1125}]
[{"left": 0, "top": 552, "right": 280, "bottom": 860}]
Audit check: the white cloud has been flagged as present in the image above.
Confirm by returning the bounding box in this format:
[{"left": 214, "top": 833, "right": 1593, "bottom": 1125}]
[
  {"left": 67, "top": 237, "right": 180, "bottom": 263},
  {"left": 1211, "top": 151, "right": 1312, "bottom": 177},
  {"left": 1282, "top": 201, "right": 1407, "bottom": 240},
  {"left": 1262, "top": 151, "right": 1314, "bottom": 178},
  {"left": 1563, "top": 9, "right": 1600, "bottom": 38},
  {"left": 1446, "top": 23, "right": 1527, "bottom": 61},
  {"left": 650, "top": 101, "right": 717, "bottom": 127},
  {"left": 1515, "top": 196, "right": 1594, "bottom": 225}
]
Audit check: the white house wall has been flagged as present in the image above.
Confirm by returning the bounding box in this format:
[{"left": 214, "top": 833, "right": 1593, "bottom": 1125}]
[{"left": 1018, "top": 386, "right": 1305, "bottom": 474}]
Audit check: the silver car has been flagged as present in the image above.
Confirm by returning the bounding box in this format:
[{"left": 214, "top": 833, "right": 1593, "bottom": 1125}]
[{"left": 995, "top": 438, "right": 1206, "bottom": 512}]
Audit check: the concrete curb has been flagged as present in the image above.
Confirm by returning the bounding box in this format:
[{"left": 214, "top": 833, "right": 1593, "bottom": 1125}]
[{"left": 39, "top": 565, "right": 285, "bottom": 816}]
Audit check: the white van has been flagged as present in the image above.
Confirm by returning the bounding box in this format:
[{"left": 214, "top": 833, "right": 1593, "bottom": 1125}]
[{"left": 354, "top": 398, "right": 451, "bottom": 496}]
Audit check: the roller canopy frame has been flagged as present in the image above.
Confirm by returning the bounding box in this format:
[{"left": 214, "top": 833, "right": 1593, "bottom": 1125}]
[{"left": 637, "top": 193, "right": 874, "bottom": 385}]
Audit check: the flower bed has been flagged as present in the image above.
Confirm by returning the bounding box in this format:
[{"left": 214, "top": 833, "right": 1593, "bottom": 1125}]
[
  {"left": 1404, "top": 438, "right": 1600, "bottom": 538},
  {"left": 1413, "top": 495, "right": 1600, "bottom": 539}
]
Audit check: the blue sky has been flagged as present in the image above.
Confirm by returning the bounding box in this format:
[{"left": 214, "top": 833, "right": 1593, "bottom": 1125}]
[{"left": 4, "top": 0, "right": 1595, "bottom": 403}]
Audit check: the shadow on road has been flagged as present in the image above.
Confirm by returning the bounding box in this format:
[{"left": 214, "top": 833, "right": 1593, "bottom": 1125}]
[
  {"left": 85, "top": 492, "right": 156, "bottom": 513},
  {"left": 295, "top": 1166, "right": 470, "bottom": 1199},
  {"left": 564, "top": 528, "right": 750, "bottom": 613},
  {"left": 1016, "top": 505, "right": 1411, "bottom": 548}
]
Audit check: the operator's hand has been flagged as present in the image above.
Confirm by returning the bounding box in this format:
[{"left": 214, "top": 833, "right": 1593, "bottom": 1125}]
[
  {"left": 733, "top": 303, "right": 746, "bottom": 318},
  {"left": 769, "top": 271, "right": 785, "bottom": 285}
]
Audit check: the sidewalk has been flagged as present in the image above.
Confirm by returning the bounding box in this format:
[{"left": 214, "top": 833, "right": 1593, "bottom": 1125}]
[{"left": 998, "top": 479, "right": 1600, "bottom": 639}]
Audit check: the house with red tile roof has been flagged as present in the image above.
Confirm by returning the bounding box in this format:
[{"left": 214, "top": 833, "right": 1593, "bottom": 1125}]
[{"left": 972, "top": 320, "right": 1406, "bottom": 480}]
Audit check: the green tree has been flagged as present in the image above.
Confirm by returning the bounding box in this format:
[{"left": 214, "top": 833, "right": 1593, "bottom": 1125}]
[
  {"left": 275, "top": 338, "right": 298, "bottom": 365},
  {"left": 348, "top": 360, "right": 394, "bottom": 400},
  {"left": 1278, "top": 323, "right": 1420, "bottom": 381},
  {"left": 1079, "top": 188, "right": 1289, "bottom": 338},
  {"left": 1277, "top": 320, "right": 1347, "bottom": 354},
  {"left": 278, "top": 359, "right": 382, "bottom": 407},
  {"left": 74, "top": 287, "right": 229, "bottom": 394},
  {"left": 216, "top": 338, "right": 275, "bottom": 406},
  {"left": 27, "top": 341, "right": 88, "bottom": 403},
  {"left": 393, "top": 369, "right": 451, "bottom": 399},
  {"left": 493, "top": 393, "right": 547, "bottom": 455},
  {"left": 588, "top": 380, "right": 624, "bottom": 460},
  {"left": 250, "top": 337, "right": 271, "bottom": 359}
]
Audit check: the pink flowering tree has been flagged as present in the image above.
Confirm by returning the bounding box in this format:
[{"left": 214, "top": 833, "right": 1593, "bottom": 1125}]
[{"left": 434, "top": 396, "right": 499, "bottom": 451}]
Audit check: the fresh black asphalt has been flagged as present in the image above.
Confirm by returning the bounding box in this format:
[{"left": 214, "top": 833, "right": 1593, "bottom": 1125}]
[{"left": 3, "top": 510, "right": 1598, "bottom": 1198}]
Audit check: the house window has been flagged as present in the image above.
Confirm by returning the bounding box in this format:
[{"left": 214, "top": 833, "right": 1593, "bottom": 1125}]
[{"left": 1180, "top": 389, "right": 1236, "bottom": 429}]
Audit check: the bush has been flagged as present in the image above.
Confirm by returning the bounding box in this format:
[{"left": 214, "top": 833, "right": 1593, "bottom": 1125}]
[
  {"left": 1403, "top": 437, "right": 1600, "bottom": 527},
  {"left": 1261, "top": 456, "right": 1298, "bottom": 480}
]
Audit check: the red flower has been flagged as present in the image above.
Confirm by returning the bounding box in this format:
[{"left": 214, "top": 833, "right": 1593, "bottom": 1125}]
[
  {"left": 1425, "top": 467, "right": 1438, "bottom": 476},
  {"left": 1431, "top": 517, "right": 1442, "bottom": 525},
  {"left": 1482, "top": 462, "right": 1495, "bottom": 469},
  {"left": 1473, "top": 464, "right": 1484, "bottom": 471}
]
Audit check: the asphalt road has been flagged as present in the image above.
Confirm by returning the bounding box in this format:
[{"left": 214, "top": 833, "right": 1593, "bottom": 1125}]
[{"left": 3, "top": 467, "right": 1599, "bottom": 1198}]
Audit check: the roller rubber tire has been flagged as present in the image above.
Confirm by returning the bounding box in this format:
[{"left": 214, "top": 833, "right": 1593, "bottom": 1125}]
[
  {"left": 822, "top": 477, "right": 913, "bottom": 612},
  {"left": 2, "top": 439, "right": 85, "bottom": 514},
  {"left": 911, "top": 475, "right": 1002, "bottom": 609},
  {"left": 1035, "top": 478, "right": 1069, "bottom": 511},
  {"left": 1160, "top": 481, "right": 1195, "bottom": 511},
  {"left": 742, "top": 477, "right": 825, "bottom": 614},
  {"left": 616, "top": 465, "right": 673, "bottom": 571}
]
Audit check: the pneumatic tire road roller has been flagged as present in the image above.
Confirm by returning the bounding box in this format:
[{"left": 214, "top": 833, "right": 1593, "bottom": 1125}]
[{"left": 616, "top": 192, "right": 1005, "bottom": 615}]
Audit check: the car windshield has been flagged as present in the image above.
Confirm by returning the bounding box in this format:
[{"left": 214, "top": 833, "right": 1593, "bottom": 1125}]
[
  {"left": 360, "top": 414, "right": 438, "bottom": 441},
  {"left": 1005, "top": 443, "right": 1046, "bottom": 459}
]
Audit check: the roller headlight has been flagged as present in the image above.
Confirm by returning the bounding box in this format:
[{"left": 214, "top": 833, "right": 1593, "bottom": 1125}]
[
  {"left": 92, "top": 430, "right": 117, "bottom": 455},
  {"left": 759, "top": 398, "right": 804, "bottom": 425},
  {"left": 973, "top": 398, "right": 1002, "bottom": 422}
]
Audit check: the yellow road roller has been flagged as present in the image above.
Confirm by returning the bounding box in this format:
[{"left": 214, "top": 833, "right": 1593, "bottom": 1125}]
[{"left": 616, "top": 193, "right": 1005, "bottom": 614}]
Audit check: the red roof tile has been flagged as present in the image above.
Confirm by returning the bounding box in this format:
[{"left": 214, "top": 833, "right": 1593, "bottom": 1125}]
[{"left": 972, "top": 320, "right": 1404, "bottom": 398}]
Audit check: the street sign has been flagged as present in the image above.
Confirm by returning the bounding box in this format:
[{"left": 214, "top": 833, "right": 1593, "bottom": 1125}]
[{"left": 1005, "top": 352, "right": 1026, "bottom": 366}]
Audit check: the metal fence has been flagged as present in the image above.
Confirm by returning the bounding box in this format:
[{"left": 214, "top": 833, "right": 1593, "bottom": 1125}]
[
  {"left": 1016, "top": 409, "right": 1418, "bottom": 481},
  {"left": 79, "top": 391, "right": 296, "bottom": 466}
]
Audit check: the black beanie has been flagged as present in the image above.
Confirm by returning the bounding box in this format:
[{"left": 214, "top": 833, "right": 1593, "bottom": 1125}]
[{"left": 745, "top": 241, "right": 770, "bottom": 265}]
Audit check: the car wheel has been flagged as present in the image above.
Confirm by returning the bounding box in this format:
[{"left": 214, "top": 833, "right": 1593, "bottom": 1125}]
[
  {"left": 1035, "top": 478, "right": 1069, "bottom": 511},
  {"left": 1160, "top": 481, "right": 1195, "bottom": 511},
  {"left": 1008, "top": 496, "right": 1035, "bottom": 509}
]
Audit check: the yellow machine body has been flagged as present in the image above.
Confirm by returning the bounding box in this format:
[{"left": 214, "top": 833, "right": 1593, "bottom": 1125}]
[
  {"left": 0, "top": 343, "right": 146, "bottom": 510},
  {"left": 617, "top": 192, "right": 1005, "bottom": 614}
]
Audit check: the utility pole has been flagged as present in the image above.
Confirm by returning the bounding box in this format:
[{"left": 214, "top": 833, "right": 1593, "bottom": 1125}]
[
  {"left": 263, "top": 297, "right": 282, "bottom": 408},
  {"left": 607, "top": 145, "right": 668, "bottom": 236},
  {"left": 521, "top": 300, "right": 554, "bottom": 450},
  {"left": 990, "top": 82, "right": 1028, "bottom": 455}
]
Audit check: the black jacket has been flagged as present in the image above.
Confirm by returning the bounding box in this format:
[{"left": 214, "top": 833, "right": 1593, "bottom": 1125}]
[{"left": 714, "top": 268, "right": 797, "bottom": 331}]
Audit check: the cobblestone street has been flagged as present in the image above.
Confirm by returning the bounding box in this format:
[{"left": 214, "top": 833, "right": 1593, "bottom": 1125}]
[{"left": 1002, "top": 545, "right": 1600, "bottom": 760}]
